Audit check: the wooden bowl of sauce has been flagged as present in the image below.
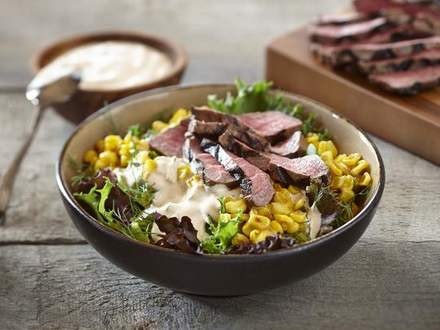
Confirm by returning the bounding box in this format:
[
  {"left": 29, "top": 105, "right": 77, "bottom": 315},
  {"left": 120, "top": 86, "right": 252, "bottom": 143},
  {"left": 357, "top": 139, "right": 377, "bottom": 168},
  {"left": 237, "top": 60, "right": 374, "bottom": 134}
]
[{"left": 33, "top": 32, "right": 188, "bottom": 124}]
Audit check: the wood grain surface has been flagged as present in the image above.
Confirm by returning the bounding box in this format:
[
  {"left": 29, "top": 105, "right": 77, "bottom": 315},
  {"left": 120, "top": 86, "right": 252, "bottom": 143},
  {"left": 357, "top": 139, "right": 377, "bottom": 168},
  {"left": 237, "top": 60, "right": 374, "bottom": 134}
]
[{"left": 0, "top": 1, "right": 439, "bottom": 329}]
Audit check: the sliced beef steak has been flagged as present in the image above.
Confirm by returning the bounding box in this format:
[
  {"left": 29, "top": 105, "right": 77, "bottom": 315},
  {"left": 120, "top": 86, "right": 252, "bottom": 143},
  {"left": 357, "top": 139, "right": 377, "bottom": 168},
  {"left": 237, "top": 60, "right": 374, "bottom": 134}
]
[
  {"left": 192, "top": 106, "right": 269, "bottom": 150},
  {"left": 310, "top": 17, "right": 390, "bottom": 44},
  {"left": 312, "top": 36, "right": 440, "bottom": 67},
  {"left": 270, "top": 131, "right": 307, "bottom": 158},
  {"left": 369, "top": 65, "right": 440, "bottom": 94},
  {"left": 358, "top": 48, "right": 440, "bottom": 74},
  {"left": 149, "top": 119, "right": 189, "bottom": 157},
  {"left": 201, "top": 138, "right": 274, "bottom": 206},
  {"left": 183, "top": 138, "right": 237, "bottom": 187},
  {"left": 218, "top": 130, "right": 328, "bottom": 185},
  {"left": 238, "top": 111, "right": 302, "bottom": 144},
  {"left": 188, "top": 118, "right": 227, "bottom": 137},
  {"left": 317, "top": 12, "right": 368, "bottom": 26}
]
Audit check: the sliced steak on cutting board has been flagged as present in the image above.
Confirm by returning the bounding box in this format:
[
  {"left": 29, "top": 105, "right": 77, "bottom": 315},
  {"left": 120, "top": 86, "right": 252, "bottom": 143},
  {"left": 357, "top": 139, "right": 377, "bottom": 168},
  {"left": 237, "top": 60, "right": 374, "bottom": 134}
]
[
  {"left": 200, "top": 138, "right": 274, "bottom": 206},
  {"left": 238, "top": 111, "right": 302, "bottom": 144},
  {"left": 309, "top": 17, "right": 390, "bottom": 44},
  {"left": 149, "top": 119, "right": 189, "bottom": 157},
  {"left": 183, "top": 138, "right": 237, "bottom": 187},
  {"left": 369, "top": 65, "right": 440, "bottom": 94},
  {"left": 358, "top": 48, "right": 440, "bottom": 74}
]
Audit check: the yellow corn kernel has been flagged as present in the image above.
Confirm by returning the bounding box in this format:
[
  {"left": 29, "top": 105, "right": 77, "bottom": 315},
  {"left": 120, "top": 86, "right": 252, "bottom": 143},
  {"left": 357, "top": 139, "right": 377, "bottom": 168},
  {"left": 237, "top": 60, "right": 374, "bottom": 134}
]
[
  {"left": 218, "top": 213, "right": 231, "bottom": 223},
  {"left": 120, "top": 155, "right": 129, "bottom": 167},
  {"left": 358, "top": 172, "right": 372, "bottom": 186},
  {"left": 294, "top": 198, "right": 305, "bottom": 210},
  {"left": 351, "top": 160, "right": 369, "bottom": 176},
  {"left": 104, "top": 135, "right": 122, "bottom": 152},
  {"left": 136, "top": 139, "right": 149, "bottom": 151},
  {"left": 169, "top": 108, "right": 191, "bottom": 125},
  {"left": 232, "top": 233, "right": 250, "bottom": 246},
  {"left": 177, "top": 164, "right": 192, "bottom": 181},
  {"left": 340, "top": 175, "right": 355, "bottom": 190},
  {"left": 152, "top": 120, "right": 169, "bottom": 133},
  {"left": 143, "top": 159, "right": 157, "bottom": 173},
  {"left": 288, "top": 185, "right": 301, "bottom": 194},
  {"left": 340, "top": 189, "right": 355, "bottom": 202},
  {"left": 320, "top": 151, "right": 343, "bottom": 176},
  {"left": 225, "top": 198, "right": 247, "bottom": 214},
  {"left": 271, "top": 202, "right": 293, "bottom": 215},
  {"left": 273, "top": 189, "right": 293, "bottom": 205},
  {"left": 274, "top": 214, "right": 299, "bottom": 234},
  {"left": 94, "top": 159, "right": 107, "bottom": 171},
  {"left": 250, "top": 206, "right": 272, "bottom": 218},
  {"left": 306, "top": 133, "right": 320, "bottom": 147},
  {"left": 118, "top": 144, "right": 131, "bottom": 157},
  {"left": 123, "top": 133, "right": 132, "bottom": 143},
  {"left": 249, "top": 229, "right": 274, "bottom": 244},
  {"left": 342, "top": 153, "right": 362, "bottom": 166},
  {"left": 335, "top": 160, "right": 350, "bottom": 175},
  {"left": 99, "top": 151, "right": 118, "bottom": 167},
  {"left": 270, "top": 221, "right": 284, "bottom": 234},
  {"left": 242, "top": 214, "right": 271, "bottom": 236},
  {"left": 95, "top": 139, "right": 105, "bottom": 153},
  {"left": 290, "top": 210, "right": 307, "bottom": 223},
  {"left": 318, "top": 140, "right": 338, "bottom": 157},
  {"left": 83, "top": 150, "right": 98, "bottom": 164}
]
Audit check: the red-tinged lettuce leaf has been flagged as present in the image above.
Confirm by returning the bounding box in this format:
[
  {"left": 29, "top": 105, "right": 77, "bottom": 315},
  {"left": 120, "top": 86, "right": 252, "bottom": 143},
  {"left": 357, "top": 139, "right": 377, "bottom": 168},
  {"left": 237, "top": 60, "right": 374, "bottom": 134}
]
[{"left": 229, "top": 235, "right": 296, "bottom": 255}]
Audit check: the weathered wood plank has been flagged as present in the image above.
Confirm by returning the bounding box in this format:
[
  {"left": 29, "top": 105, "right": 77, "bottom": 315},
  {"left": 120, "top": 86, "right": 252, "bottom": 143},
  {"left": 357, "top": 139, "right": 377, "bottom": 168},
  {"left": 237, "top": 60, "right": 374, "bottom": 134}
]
[
  {"left": 0, "top": 0, "right": 349, "bottom": 89},
  {"left": 1, "top": 242, "right": 439, "bottom": 330}
]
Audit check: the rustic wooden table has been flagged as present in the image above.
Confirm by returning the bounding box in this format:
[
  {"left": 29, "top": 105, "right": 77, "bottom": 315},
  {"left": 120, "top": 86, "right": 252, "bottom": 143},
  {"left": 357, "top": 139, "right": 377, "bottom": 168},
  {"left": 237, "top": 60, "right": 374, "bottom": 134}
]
[{"left": 1, "top": 1, "right": 439, "bottom": 329}]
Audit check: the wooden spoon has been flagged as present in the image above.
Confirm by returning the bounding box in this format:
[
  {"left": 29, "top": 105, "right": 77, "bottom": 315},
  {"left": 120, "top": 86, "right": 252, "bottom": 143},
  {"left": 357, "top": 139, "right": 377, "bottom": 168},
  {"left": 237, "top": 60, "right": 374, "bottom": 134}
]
[{"left": 0, "top": 73, "right": 80, "bottom": 225}]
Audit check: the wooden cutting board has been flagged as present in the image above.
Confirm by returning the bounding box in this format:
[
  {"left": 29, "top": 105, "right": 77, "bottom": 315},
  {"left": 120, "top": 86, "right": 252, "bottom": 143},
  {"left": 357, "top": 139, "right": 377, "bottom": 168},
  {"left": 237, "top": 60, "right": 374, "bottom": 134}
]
[{"left": 266, "top": 27, "right": 440, "bottom": 165}]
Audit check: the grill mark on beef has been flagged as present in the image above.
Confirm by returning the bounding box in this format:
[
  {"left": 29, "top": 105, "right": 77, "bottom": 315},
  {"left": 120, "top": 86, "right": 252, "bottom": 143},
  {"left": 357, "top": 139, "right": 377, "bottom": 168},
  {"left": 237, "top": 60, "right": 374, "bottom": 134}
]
[
  {"left": 270, "top": 131, "right": 307, "bottom": 158},
  {"left": 312, "top": 36, "right": 440, "bottom": 66},
  {"left": 218, "top": 130, "right": 328, "bottom": 186},
  {"left": 201, "top": 138, "right": 274, "bottom": 206},
  {"left": 369, "top": 65, "right": 440, "bottom": 94},
  {"left": 149, "top": 119, "right": 189, "bottom": 157},
  {"left": 192, "top": 106, "right": 269, "bottom": 150},
  {"left": 183, "top": 138, "right": 237, "bottom": 187},
  {"left": 188, "top": 118, "right": 227, "bottom": 137},
  {"left": 238, "top": 111, "right": 302, "bottom": 144},
  {"left": 358, "top": 48, "right": 440, "bottom": 74}
]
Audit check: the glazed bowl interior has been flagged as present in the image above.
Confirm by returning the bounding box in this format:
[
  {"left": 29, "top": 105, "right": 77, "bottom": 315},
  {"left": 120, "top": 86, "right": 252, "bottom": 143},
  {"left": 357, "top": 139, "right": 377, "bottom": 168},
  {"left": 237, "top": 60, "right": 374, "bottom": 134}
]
[{"left": 57, "top": 84, "right": 384, "bottom": 296}]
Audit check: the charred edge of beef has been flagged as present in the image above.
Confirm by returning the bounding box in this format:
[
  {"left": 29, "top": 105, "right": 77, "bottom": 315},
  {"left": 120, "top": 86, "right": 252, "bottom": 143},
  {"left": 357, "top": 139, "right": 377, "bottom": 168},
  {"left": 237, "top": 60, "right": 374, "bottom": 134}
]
[
  {"left": 311, "top": 36, "right": 440, "bottom": 67},
  {"left": 183, "top": 137, "right": 237, "bottom": 187},
  {"left": 201, "top": 138, "right": 274, "bottom": 206},
  {"left": 148, "top": 119, "right": 189, "bottom": 157},
  {"left": 188, "top": 118, "right": 227, "bottom": 137},
  {"left": 369, "top": 65, "right": 440, "bottom": 94},
  {"left": 310, "top": 17, "right": 391, "bottom": 45},
  {"left": 192, "top": 106, "right": 269, "bottom": 151}
]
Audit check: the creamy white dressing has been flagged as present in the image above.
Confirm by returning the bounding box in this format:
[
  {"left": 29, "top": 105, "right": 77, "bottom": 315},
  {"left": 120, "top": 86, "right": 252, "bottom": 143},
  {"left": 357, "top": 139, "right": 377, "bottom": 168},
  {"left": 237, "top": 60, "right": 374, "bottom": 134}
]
[
  {"left": 116, "top": 156, "right": 240, "bottom": 241},
  {"left": 30, "top": 41, "right": 173, "bottom": 91}
]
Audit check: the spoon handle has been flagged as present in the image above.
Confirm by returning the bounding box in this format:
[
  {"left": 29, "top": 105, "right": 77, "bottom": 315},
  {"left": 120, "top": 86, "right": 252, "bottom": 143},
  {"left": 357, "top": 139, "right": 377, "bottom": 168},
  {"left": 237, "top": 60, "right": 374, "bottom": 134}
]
[{"left": 0, "top": 107, "right": 45, "bottom": 225}]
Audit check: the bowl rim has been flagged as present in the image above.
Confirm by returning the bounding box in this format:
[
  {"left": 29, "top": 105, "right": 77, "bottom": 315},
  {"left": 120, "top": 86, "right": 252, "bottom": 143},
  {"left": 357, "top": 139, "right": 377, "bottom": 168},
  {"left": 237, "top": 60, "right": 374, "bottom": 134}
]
[
  {"left": 56, "top": 83, "right": 385, "bottom": 261},
  {"left": 32, "top": 30, "right": 188, "bottom": 94}
]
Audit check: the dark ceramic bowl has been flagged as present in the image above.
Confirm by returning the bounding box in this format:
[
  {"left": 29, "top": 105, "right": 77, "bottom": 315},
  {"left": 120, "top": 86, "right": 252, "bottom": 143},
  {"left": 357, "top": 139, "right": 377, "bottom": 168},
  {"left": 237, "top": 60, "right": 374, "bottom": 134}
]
[
  {"left": 56, "top": 84, "right": 385, "bottom": 296},
  {"left": 33, "top": 31, "right": 187, "bottom": 124}
]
